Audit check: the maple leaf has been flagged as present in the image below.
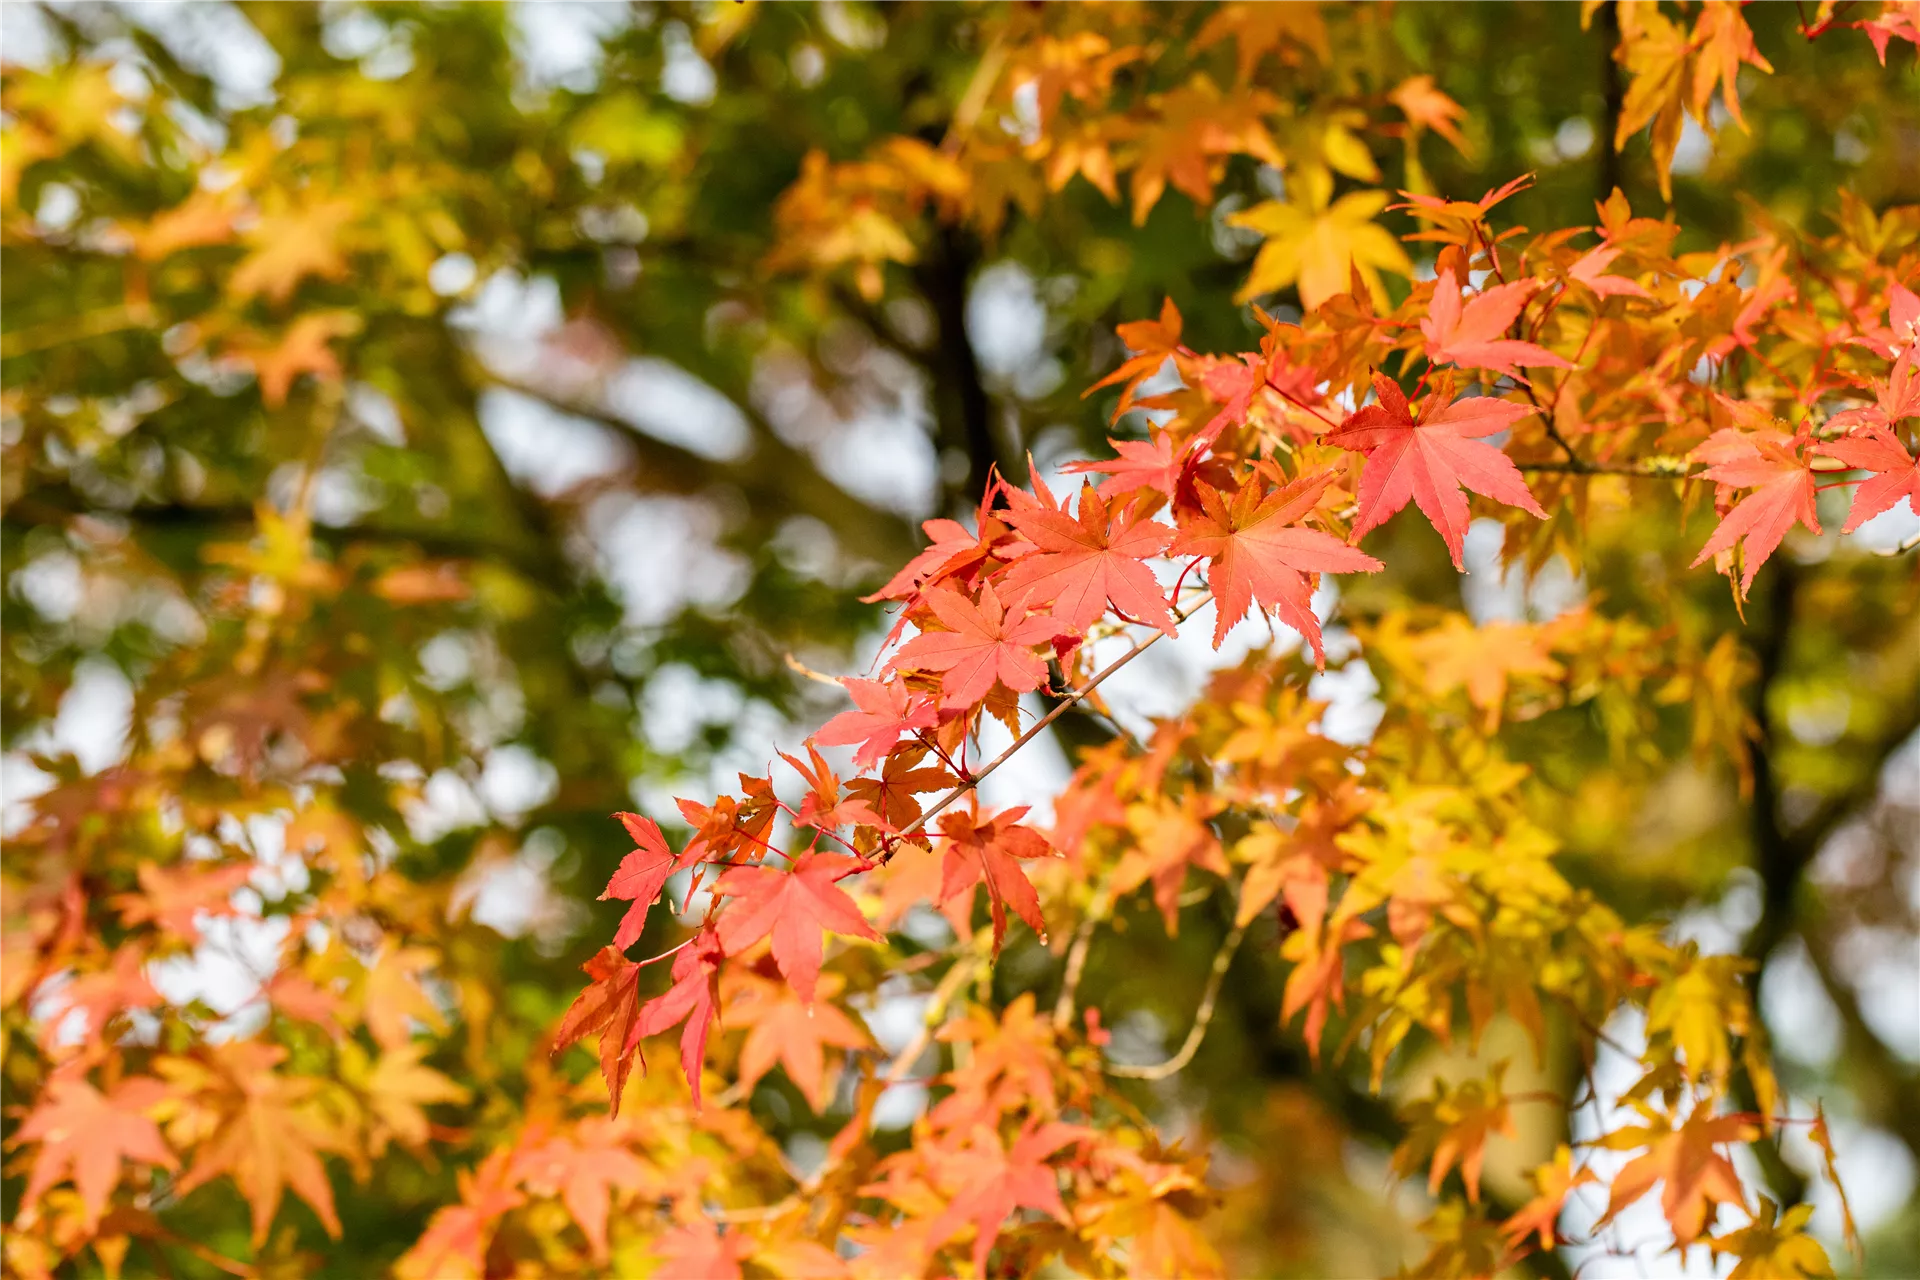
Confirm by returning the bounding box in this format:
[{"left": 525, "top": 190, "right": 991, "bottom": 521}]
[
  {"left": 1420, "top": 268, "right": 1574, "bottom": 380},
  {"left": 1827, "top": 344, "right": 1920, "bottom": 436},
  {"left": 1194, "top": 3, "right": 1328, "bottom": 80},
  {"left": 813, "top": 677, "right": 938, "bottom": 771},
  {"left": 653, "top": 1218, "right": 752, "bottom": 1280},
  {"left": 227, "top": 200, "right": 356, "bottom": 304},
  {"left": 342, "top": 1041, "right": 470, "bottom": 1158},
  {"left": 395, "top": 1150, "right": 525, "bottom": 1280},
  {"left": 1707, "top": 1196, "right": 1835, "bottom": 1279},
  {"left": 846, "top": 745, "right": 954, "bottom": 851},
  {"left": 1853, "top": 281, "right": 1920, "bottom": 358},
  {"left": 893, "top": 580, "right": 1063, "bottom": 707},
  {"left": 1611, "top": 11, "right": 1696, "bottom": 202},
  {"left": 122, "top": 187, "right": 241, "bottom": 261},
  {"left": 1390, "top": 75, "right": 1470, "bottom": 154},
  {"left": 109, "top": 859, "right": 254, "bottom": 942},
  {"left": 362, "top": 944, "right": 446, "bottom": 1050},
  {"left": 1688, "top": 424, "right": 1820, "bottom": 594},
  {"left": 550, "top": 946, "right": 645, "bottom": 1115},
  {"left": 1061, "top": 430, "right": 1184, "bottom": 500},
  {"left": 931, "top": 994, "right": 1065, "bottom": 1124},
  {"left": 1596, "top": 1102, "right": 1759, "bottom": 1247},
  {"left": 1002, "top": 482, "right": 1174, "bottom": 635},
  {"left": 1502, "top": 1145, "right": 1597, "bottom": 1253},
  {"left": 1085, "top": 298, "right": 1186, "bottom": 421},
  {"left": 236, "top": 312, "right": 359, "bottom": 407},
  {"left": 635, "top": 928, "right": 725, "bottom": 1105},
  {"left": 1323, "top": 372, "right": 1545, "bottom": 569},
  {"left": 1410, "top": 614, "right": 1565, "bottom": 731},
  {"left": 602, "top": 812, "right": 697, "bottom": 951},
  {"left": 1170, "top": 472, "right": 1382, "bottom": 663},
  {"left": 1127, "top": 77, "right": 1282, "bottom": 224},
  {"left": 512, "top": 1119, "right": 654, "bottom": 1263},
  {"left": 713, "top": 851, "right": 880, "bottom": 1004},
  {"left": 1856, "top": 2, "right": 1920, "bottom": 64},
  {"left": 925, "top": 1121, "right": 1087, "bottom": 1276},
  {"left": 1230, "top": 170, "right": 1412, "bottom": 309},
  {"left": 1567, "top": 244, "right": 1652, "bottom": 300},
  {"left": 864, "top": 513, "right": 991, "bottom": 604},
  {"left": 937, "top": 807, "right": 1059, "bottom": 954},
  {"left": 1391, "top": 173, "right": 1535, "bottom": 248},
  {"left": 1812, "top": 372, "right": 1920, "bottom": 529},
  {"left": 43, "top": 947, "right": 161, "bottom": 1048},
  {"left": 16, "top": 1071, "right": 177, "bottom": 1232},
  {"left": 1690, "top": 1, "right": 1773, "bottom": 132},
  {"left": 1118, "top": 791, "right": 1230, "bottom": 932},
  {"left": 1393, "top": 1067, "right": 1516, "bottom": 1204},
  {"left": 730, "top": 974, "right": 873, "bottom": 1111},
  {"left": 164, "top": 1042, "right": 351, "bottom": 1245}
]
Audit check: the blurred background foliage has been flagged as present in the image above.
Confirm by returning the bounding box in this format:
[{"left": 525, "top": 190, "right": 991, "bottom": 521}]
[{"left": 2, "top": 2, "right": 1917, "bottom": 1276}]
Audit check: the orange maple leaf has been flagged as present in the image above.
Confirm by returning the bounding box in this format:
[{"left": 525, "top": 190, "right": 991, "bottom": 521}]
[
  {"left": 1596, "top": 1103, "right": 1759, "bottom": 1247},
  {"left": 16, "top": 1070, "right": 177, "bottom": 1231}
]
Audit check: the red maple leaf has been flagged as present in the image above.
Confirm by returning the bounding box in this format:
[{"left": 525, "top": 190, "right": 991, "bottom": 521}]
[
  {"left": 1170, "top": 472, "right": 1382, "bottom": 664},
  {"left": 937, "top": 806, "right": 1060, "bottom": 954},
  {"left": 16, "top": 1070, "right": 177, "bottom": 1230},
  {"left": 1821, "top": 424, "right": 1920, "bottom": 532},
  {"left": 602, "top": 812, "right": 699, "bottom": 951},
  {"left": 1323, "top": 372, "right": 1546, "bottom": 568},
  {"left": 1421, "top": 268, "right": 1574, "bottom": 380},
  {"left": 713, "top": 851, "right": 878, "bottom": 1004},
  {"left": 636, "top": 927, "right": 725, "bottom": 1106},
  {"left": 1002, "top": 482, "right": 1174, "bottom": 634},
  {"left": 1853, "top": 281, "right": 1919, "bottom": 358},
  {"left": 812, "top": 678, "right": 938, "bottom": 771},
  {"left": 730, "top": 977, "right": 873, "bottom": 1111},
  {"left": 926, "top": 1121, "right": 1088, "bottom": 1276},
  {"left": 893, "top": 580, "right": 1063, "bottom": 707},
  {"left": 550, "top": 946, "right": 645, "bottom": 1115},
  {"left": 863, "top": 485, "right": 1010, "bottom": 611},
  {"left": 1062, "top": 430, "right": 1184, "bottom": 500},
  {"left": 1829, "top": 345, "right": 1920, "bottom": 434},
  {"left": 1689, "top": 425, "right": 1820, "bottom": 592}
]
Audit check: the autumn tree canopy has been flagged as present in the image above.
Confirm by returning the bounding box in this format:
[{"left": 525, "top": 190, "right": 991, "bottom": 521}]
[{"left": 4, "top": 3, "right": 1919, "bottom": 1278}]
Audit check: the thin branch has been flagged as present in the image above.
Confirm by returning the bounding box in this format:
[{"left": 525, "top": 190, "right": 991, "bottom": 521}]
[
  {"left": 884, "top": 943, "right": 990, "bottom": 1086},
  {"left": 1516, "top": 459, "right": 1677, "bottom": 478},
  {"left": 888, "top": 589, "right": 1212, "bottom": 850},
  {"left": 0, "top": 302, "right": 147, "bottom": 358},
  {"left": 1107, "top": 906, "right": 1247, "bottom": 1081},
  {"left": 1051, "top": 874, "right": 1115, "bottom": 1030}
]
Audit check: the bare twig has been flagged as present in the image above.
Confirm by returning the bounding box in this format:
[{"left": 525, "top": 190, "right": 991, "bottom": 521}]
[
  {"left": 1051, "top": 874, "right": 1116, "bottom": 1030},
  {"left": 885, "top": 942, "right": 990, "bottom": 1086},
  {"left": 784, "top": 653, "right": 846, "bottom": 688},
  {"left": 1106, "top": 905, "right": 1247, "bottom": 1081},
  {"left": 0, "top": 302, "right": 147, "bottom": 358}
]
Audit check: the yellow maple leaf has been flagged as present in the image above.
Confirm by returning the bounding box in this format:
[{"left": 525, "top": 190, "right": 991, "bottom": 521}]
[
  {"left": 229, "top": 200, "right": 357, "bottom": 305},
  {"left": 1229, "top": 169, "right": 1410, "bottom": 309},
  {"left": 1707, "top": 1197, "right": 1834, "bottom": 1279}
]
